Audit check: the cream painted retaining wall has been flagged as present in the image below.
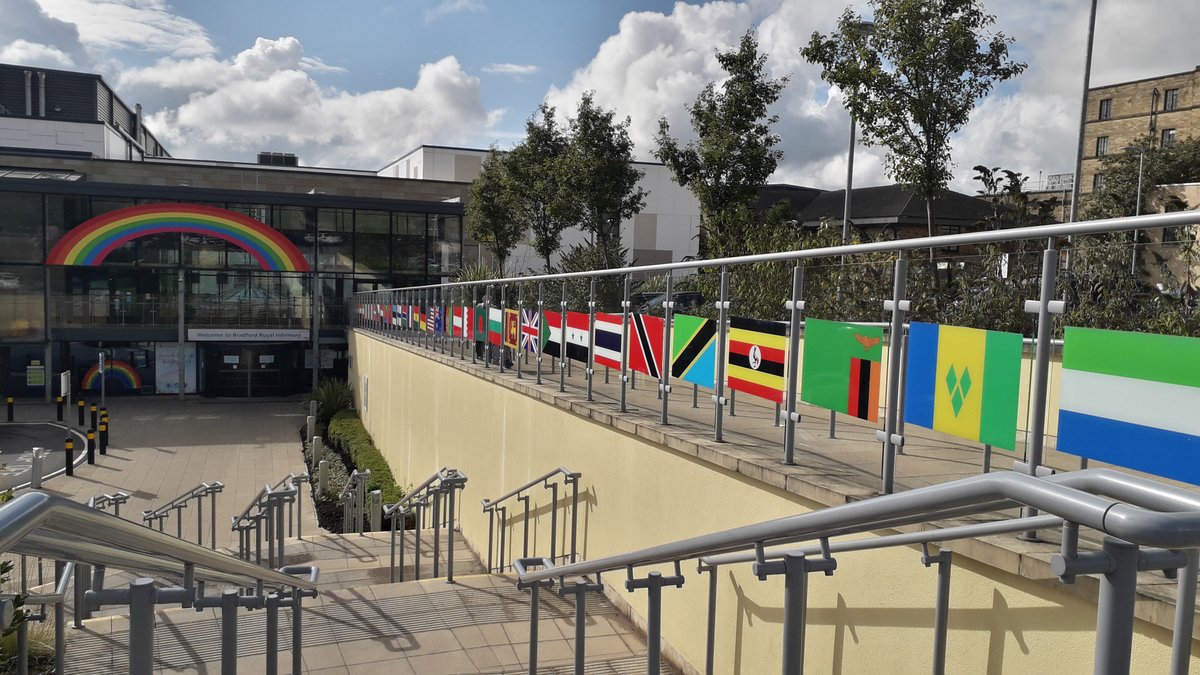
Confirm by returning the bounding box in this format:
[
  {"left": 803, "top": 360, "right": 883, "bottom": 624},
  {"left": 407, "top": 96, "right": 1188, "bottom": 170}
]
[{"left": 349, "top": 330, "right": 1190, "bottom": 674}]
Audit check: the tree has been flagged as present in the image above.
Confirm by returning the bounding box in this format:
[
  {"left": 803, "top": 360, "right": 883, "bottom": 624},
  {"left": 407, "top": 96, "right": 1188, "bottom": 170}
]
[
  {"left": 1083, "top": 135, "right": 1200, "bottom": 221},
  {"left": 505, "top": 104, "right": 577, "bottom": 272},
  {"left": 654, "top": 30, "right": 788, "bottom": 258},
  {"left": 562, "top": 92, "right": 647, "bottom": 270},
  {"left": 803, "top": 0, "right": 1026, "bottom": 251},
  {"left": 465, "top": 149, "right": 524, "bottom": 274}
]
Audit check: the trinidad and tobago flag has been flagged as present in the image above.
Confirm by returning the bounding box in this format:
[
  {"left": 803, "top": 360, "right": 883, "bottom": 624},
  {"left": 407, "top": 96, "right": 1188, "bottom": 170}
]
[{"left": 628, "top": 314, "right": 664, "bottom": 379}]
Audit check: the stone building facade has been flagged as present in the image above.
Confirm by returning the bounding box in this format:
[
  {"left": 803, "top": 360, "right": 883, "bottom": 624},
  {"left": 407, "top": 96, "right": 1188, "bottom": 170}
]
[{"left": 1081, "top": 66, "right": 1200, "bottom": 195}]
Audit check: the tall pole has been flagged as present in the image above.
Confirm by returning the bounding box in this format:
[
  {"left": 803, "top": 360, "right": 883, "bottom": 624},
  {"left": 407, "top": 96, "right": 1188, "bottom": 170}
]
[
  {"left": 1131, "top": 149, "right": 1144, "bottom": 275},
  {"left": 311, "top": 230, "right": 320, "bottom": 392},
  {"left": 177, "top": 269, "right": 185, "bottom": 399},
  {"left": 1068, "top": 0, "right": 1100, "bottom": 225}
]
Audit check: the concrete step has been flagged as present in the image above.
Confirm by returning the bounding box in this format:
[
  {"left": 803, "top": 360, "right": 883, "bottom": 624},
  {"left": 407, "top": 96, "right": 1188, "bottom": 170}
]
[{"left": 65, "top": 573, "right": 681, "bottom": 674}]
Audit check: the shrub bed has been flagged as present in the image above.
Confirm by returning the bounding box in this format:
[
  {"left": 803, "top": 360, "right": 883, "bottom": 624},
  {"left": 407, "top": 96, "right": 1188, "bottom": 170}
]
[{"left": 327, "top": 410, "right": 405, "bottom": 505}]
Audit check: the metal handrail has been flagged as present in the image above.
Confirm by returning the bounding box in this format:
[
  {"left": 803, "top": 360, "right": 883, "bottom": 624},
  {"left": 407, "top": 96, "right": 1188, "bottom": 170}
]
[
  {"left": 368, "top": 210, "right": 1200, "bottom": 292},
  {"left": 383, "top": 468, "right": 468, "bottom": 583},
  {"left": 480, "top": 467, "right": 579, "bottom": 510},
  {"left": 481, "top": 468, "right": 582, "bottom": 573},
  {"left": 516, "top": 469, "right": 1200, "bottom": 584},
  {"left": 143, "top": 481, "right": 224, "bottom": 520},
  {"left": 87, "top": 491, "right": 129, "bottom": 515},
  {"left": 0, "top": 491, "right": 315, "bottom": 591}
]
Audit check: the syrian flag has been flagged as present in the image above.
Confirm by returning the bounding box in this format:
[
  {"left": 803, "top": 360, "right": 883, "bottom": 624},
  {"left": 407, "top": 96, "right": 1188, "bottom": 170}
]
[
  {"left": 594, "top": 312, "right": 623, "bottom": 370},
  {"left": 629, "top": 314, "right": 665, "bottom": 379},
  {"left": 453, "top": 306, "right": 473, "bottom": 339},
  {"left": 544, "top": 311, "right": 590, "bottom": 363}
]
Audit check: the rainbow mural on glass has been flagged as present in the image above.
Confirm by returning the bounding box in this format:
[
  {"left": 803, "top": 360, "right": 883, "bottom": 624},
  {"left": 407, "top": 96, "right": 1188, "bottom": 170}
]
[
  {"left": 46, "top": 203, "right": 310, "bottom": 272},
  {"left": 82, "top": 360, "right": 142, "bottom": 391}
]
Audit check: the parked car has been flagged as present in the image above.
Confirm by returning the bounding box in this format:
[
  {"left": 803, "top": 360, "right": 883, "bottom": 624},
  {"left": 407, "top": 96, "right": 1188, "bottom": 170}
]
[
  {"left": 635, "top": 291, "right": 705, "bottom": 313},
  {"left": 0, "top": 272, "right": 19, "bottom": 290}
]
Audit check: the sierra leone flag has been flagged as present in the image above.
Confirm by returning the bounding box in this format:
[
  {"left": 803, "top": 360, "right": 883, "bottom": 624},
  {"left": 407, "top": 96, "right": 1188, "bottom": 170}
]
[
  {"left": 904, "top": 322, "right": 1023, "bottom": 450},
  {"left": 1059, "top": 327, "right": 1200, "bottom": 484}
]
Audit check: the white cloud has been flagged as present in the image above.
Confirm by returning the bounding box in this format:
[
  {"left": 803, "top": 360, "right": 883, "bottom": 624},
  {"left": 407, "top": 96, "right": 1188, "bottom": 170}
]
[
  {"left": 545, "top": 0, "right": 1200, "bottom": 195},
  {"left": 34, "top": 0, "right": 216, "bottom": 58},
  {"left": 425, "top": 0, "right": 485, "bottom": 23},
  {"left": 0, "top": 39, "right": 75, "bottom": 68},
  {"left": 134, "top": 37, "right": 494, "bottom": 168},
  {"left": 482, "top": 63, "right": 539, "bottom": 76}
]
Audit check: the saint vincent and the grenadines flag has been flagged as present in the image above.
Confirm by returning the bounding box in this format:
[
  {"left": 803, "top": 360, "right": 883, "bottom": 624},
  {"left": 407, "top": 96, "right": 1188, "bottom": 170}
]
[
  {"left": 1058, "top": 327, "right": 1200, "bottom": 485},
  {"left": 904, "top": 322, "right": 1023, "bottom": 450},
  {"left": 801, "top": 318, "right": 883, "bottom": 421},
  {"left": 726, "top": 316, "right": 788, "bottom": 403}
]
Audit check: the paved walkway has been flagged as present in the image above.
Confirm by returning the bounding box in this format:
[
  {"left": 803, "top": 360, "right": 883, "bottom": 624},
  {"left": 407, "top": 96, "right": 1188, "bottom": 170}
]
[{"left": 9, "top": 396, "right": 317, "bottom": 550}]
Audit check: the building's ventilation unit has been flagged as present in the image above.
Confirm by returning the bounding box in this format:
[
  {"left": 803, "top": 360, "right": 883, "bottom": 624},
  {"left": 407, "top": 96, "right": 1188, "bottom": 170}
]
[{"left": 257, "top": 152, "right": 299, "bottom": 167}]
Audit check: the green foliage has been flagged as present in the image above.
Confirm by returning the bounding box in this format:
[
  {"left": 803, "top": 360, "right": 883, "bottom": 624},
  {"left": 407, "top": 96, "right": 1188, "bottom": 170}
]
[
  {"left": 0, "top": 619, "right": 53, "bottom": 673},
  {"left": 455, "top": 261, "right": 497, "bottom": 283},
  {"left": 1083, "top": 135, "right": 1200, "bottom": 220},
  {"left": 465, "top": 148, "right": 526, "bottom": 272},
  {"left": 302, "top": 377, "right": 353, "bottom": 427},
  {"left": 562, "top": 92, "right": 647, "bottom": 269},
  {"left": 803, "top": 0, "right": 1026, "bottom": 236},
  {"left": 655, "top": 30, "right": 788, "bottom": 258},
  {"left": 555, "top": 239, "right": 629, "bottom": 311},
  {"left": 326, "top": 410, "right": 405, "bottom": 504},
  {"left": 507, "top": 104, "right": 579, "bottom": 272}
]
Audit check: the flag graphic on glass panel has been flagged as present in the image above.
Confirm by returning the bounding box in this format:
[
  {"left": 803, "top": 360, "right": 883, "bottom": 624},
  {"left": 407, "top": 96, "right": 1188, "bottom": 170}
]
[
  {"left": 727, "top": 316, "right": 788, "bottom": 403},
  {"left": 594, "top": 313, "right": 623, "bottom": 370},
  {"left": 474, "top": 305, "right": 486, "bottom": 342},
  {"left": 520, "top": 309, "right": 542, "bottom": 353},
  {"left": 801, "top": 318, "right": 884, "bottom": 421},
  {"left": 904, "top": 322, "right": 1023, "bottom": 450},
  {"left": 487, "top": 307, "right": 503, "bottom": 346},
  {"left": 671, "top": 313, "right": 717, "bottom": 387},
  {"left": 452, "top": 306, "right": 473, "bottom": 339},
  {"left": 391, "top": 304, "right": 402, "bottom": 327},
  {"left": 543, "top": 311, "right": 590, "bottom": 363},
  {"left": 407, "top": 305, "right": 417, "bottom": 329},
  {"left": 504, "top": 308, "right": 520, "bottom": 349},
  {"left": 628, "top": 314, "right": 664, "bottom": 379},
  {"left": 428, "top": 306, "right": 441, "bottom": 333},
  {"left": 1058, "top": 327, "right": 1200, "bottom": 485}
]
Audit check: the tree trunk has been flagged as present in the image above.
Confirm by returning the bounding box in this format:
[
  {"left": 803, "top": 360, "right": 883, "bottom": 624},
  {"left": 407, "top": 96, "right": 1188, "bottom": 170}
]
[{"left": 926, "top": 199, "right": 936, "bottom": 263}]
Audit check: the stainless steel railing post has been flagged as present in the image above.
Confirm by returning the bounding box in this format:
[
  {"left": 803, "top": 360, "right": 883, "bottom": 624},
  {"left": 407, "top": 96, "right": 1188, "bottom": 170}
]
[
  {"left": 660, "top": 273, "right": 674, "bottom": 425},
  {"left": 432, "top": 489, "right": 442, "bottom": 578},
  {"left": 625, "top": 565, "right": 685, "bottom": 675},
  {"left": 413, "top": 502, "right": 423, "bottom": 581},
  {"left": 528, "top": 581, "right": 541, "bottom": 675},
  {"left": 1171, "top": 549, "right": 1200, "bottom": 675},
  {"left": 547, "top": 481, "right": 559, "bottom": 563},
  {"left": 486, "top": 508, "right": 495, "bottom": 573},
  {"left": 712, "top": 267, "right": 730, "bottom": 441},
  {"left": 585, "top": 279, "right": 596, "bottom": 401},
  {"left": 1093, "top": 538, "right": 1139, "bottom": 675},
  {"left": 447, "top": 483, "right": 457, "bottom": 583},
  {"left": 497, "top": 505, "right": 506, "bottom": 573},
  {"left": 703, "top": 565, "right": 717, "bottom": 675},
  {"left": 519, "top": 494, "right": 531, "bottom": 560},
  {"left": 619, "top": 274, "right": 630, "bottom": 412},
  {"left": 922, "top": 547, "right": 953, "bottom": 675},
  {"left": 220, "top": 588, "right": 239, "bottom": 674},
  {"left": 265, "top": 593, "right": 279, "bottom": 675},
  {"left": 781, "top": 555, "right": 808, "bottom": 675},
  {"left": 292, "top": 586, "right": 304, "bottom": 675},
  {"left": 783, "top": 264, "right": 805, "bottom": 464},
  {"left": 128, "top": 578, "right": 156, "bottom": 675}
]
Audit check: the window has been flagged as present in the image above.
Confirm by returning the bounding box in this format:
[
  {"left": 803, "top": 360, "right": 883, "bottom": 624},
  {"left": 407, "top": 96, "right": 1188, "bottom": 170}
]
[
  {"left": 1162, "top": 128, "right": 1177, "bottom": 147},
  {"left": 1164, "top": 88, "right": 1179, "bottom": 112},
  {"left": 1098, "top": 98, "right": 1112, "bottom": 120},
  {"left": 1095, "top": 136, "right": 1109, "bottom": 157},
  {"left": 1093, "top": 173, "right": 1105, "bottom": 191}
]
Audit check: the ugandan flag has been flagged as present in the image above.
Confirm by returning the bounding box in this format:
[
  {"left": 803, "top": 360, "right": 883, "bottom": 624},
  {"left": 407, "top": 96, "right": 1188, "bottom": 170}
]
[
  {"left": 503, "top": 308, "right": 520, "bottom": 349},
  {"left": 726, "top": 316, "right": 788, "bottom": 403}
]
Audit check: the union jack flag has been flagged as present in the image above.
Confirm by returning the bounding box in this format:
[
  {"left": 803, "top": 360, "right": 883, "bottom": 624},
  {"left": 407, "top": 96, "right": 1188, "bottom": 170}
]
[{"left": 520, "top": 309, "right": 541, "bottom": 353}]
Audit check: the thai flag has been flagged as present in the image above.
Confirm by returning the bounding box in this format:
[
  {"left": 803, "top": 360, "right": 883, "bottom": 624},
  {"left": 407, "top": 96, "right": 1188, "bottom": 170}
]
[{"left": 593, "top": 312, "right": 623, "bottom": 370}]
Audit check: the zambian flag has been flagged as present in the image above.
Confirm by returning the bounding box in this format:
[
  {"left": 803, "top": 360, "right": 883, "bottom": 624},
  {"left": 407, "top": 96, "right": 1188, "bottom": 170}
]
[
  {"left": 904, "top": 322, "right": 1023, "bottom": 450},
  {"left": 727, "top": 316, "right": 788, "bottom": 403},
  {"left": 801, "top": 318, "right": 884, "bottom": 421}
]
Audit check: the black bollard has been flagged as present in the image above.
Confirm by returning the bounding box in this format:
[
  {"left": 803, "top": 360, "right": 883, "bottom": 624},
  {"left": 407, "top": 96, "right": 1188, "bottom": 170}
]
[
  {"left": 65, "top": 437, "right": 74, "bottom": 476},
  {"left": 99, "top": 422, "right": 108, "bottom": 455},
  {"left": 101, "top": 414, "right": 109, "bottom": 445},
  {"left": 89, "top": 404, "right": 97, "bottom": 430},
  {"left": 5, "top": 396, "right": 12, "bottom": 422},
  {"left": 56, "top": 396, "right": 64, "bottom": 422},
  {"left": 86, "top": 429, "right": 95, "bottom": 465},
  {"left": 77, "top": 400, "right": 85, "bottom": 426}
]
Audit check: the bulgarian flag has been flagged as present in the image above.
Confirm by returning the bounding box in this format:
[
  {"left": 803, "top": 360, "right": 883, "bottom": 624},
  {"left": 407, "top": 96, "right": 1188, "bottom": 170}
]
[
  {"left": 488, "top": 307, "right": 503, "bottom": 346},
  {"left": 801, "top": 318, "right": 884, "bottom": 421},
  {"left": 1059, "top": 327, "right": 1200, "bottom": 484}
]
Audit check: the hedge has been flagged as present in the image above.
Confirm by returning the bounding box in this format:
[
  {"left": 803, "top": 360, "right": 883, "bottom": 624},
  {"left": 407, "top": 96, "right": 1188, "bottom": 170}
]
[{"left": 327, "top": 410, "right": 405, "bottom": 504}]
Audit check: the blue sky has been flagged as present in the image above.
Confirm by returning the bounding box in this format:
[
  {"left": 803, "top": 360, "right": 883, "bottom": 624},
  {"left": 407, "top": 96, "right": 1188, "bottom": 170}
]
[{"left": 3, "top": 0, "right": 1199, "bottom": 192}]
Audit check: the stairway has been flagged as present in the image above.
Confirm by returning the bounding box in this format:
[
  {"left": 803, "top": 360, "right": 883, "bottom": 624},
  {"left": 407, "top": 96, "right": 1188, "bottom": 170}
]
[{"left": 60, "top": 532, "right": 679, "bottom": 674}]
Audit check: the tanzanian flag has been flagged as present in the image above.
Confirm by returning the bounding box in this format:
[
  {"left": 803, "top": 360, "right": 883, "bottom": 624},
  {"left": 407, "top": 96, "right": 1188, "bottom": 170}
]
[
  {"left": 904, "top": 322, "right": 1023, "bottom": 450},
  {"left": 801, "top": 318, "right": 884, "bottom": 421},
  {"left": 671, "top": 314, "right": 717, "bottom": 387},
  {"left": 727, "top": 316, "right": 788, "bottom": 403}
]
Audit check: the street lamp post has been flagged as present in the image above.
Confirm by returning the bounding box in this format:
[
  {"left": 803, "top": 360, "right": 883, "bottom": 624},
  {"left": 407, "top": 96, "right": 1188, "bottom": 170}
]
[
  {"left": 1123, "top": 145, "right": 1146, "bottom": 275},
  {"left": 311, "top": 230, "right": 320, "bottom": 393}
]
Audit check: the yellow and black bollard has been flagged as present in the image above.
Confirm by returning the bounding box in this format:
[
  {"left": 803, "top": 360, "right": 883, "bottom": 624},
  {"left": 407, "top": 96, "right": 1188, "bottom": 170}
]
[
  {"left": 5, "top": 396, "right": 12, "bottom": 422},
  {"left": 99, "top": 422, "right": 108, "bottom": 456},
  {"left": 86, "top": 429, "right": 96, "bottom": 464},
  {"left": 65, "top": 437, "right": 74, "bottom": 476},
  {"left": 89, "top": 403, "right": 98, "bottom": 430},
  {"left": 77, "top": 399, "right": 85, "bottom": 426},
  {"left": 56, "top": 396, "right": 64, "bottom": 422}
]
